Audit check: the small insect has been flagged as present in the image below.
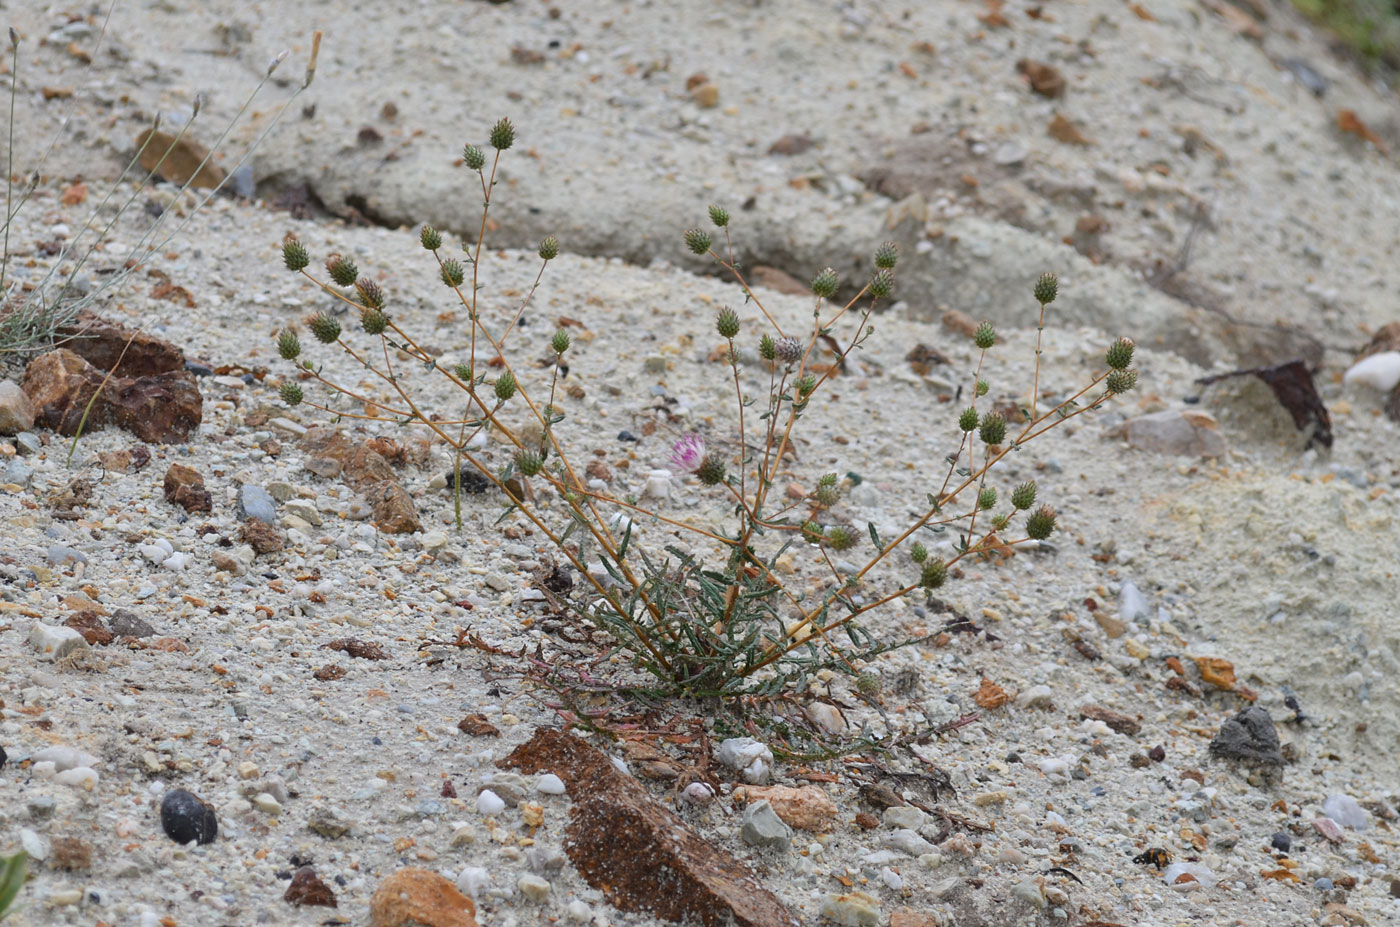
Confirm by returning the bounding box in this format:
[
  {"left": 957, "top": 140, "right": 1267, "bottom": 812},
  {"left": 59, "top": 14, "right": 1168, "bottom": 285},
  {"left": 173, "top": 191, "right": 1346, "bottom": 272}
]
[{"left": 1134, "top": 848, "right": 1173, "bottom": 870}]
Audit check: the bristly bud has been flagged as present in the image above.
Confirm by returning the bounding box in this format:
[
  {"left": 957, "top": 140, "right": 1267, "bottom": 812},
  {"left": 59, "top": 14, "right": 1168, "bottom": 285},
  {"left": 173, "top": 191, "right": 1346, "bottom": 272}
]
[
  {"left": 974, "top": 321, "right": 996, "bottom": 350},
  {"left": 355, "top": 277, "right": 384, "bottom": 309},
  {"left": 919, "top": 559, "right": 948, "bottom": 589},
  {"left": 708, "top": 204, "right": 729, "bottom": 228},
  {"left": 683, "top": 228, "right": 712, "bottom": 255},
  {"left": 801, "top": 520, "right": 824, "bottom": 544},
  {"left": 825, "top": 525, "right": 858, "bottom": 552},
  {"left": 538, "top": 236, "right": 559, "bottom": 261},
  {"left": 695, "top": 454, "right": 727, "bottom": 486},
  {"left": 494, "top": 370, "right": 517, "bottom": 402},
  {"left": 1034, "top": 271, "right": 1058, "bottom": 305},
  {"left": 910, "top": 542, "right": 928, "bottom": 563},
  {"left": 977, "top": 487, "right": 997, "bottom": 511},
  {"left": 279, "top": 381, "right": 304, "bottom": 406},
  {"left": 440, "top": 259, "right": 465, "bottom": 288},
  {"left": 453, "top": 363, "right": 473, "bottom": 383},
  {"left": 282, "top": 238, "right": 310, "bottom": 272},
  {"left": 515, "top": 448, "right": 544, "bottom": 477},
  {"left": 462, "top": 144, "right": 486, "bottom": 170},
  {"left": 360, "top": 307, "right": 388, "bottom": 335},
  {"left": 326, "top": 254, "right": 358, "bottom": 287},
  {"left": 795, "top": 373, "right": 817, "bottom": 399},
  {"left": 277, "top": 330, "right": 302, "bottom": 361},
  {"left": 758, "top": 334, "right": 777, "bottom": 361},
  {"left": 1105, "top": 337, "right": 1135, "bottom": 371},
  {"left": 874, "top": 240, "right": 899, "bottom": 270},
  {"left": 716, "top": 305, "right": 740, "bottom": 339},
  {"left": 814, "top": 481, "right": 839, "bottom": 507},
  {"left": 1011, "top": 480, "right": 1037, "bottom": 510},
  {"left": 975, "top": 378, "right": 989, "bottom": 398},
  {"left": 308, "top": 312, "right": 341, "bottom": 344},
  {"left": 856, "top": 673, "right": 882, "bottom": 696},
  {"left": 489, "top": 117, "right": 515, "bottom": 150},
  {"left": 1025, "top": 505, "right": 1057, "bottom": 540},
  {"left": 978, "top": 411, "right": 1007, "bottom": 446},
  {"left": 775, "top": 336, "right": 804, "bottom": 364},
  {"left": 551, "top": 329, "right": 571, "bottom": 354},
  {"left": 958, "top": 407, "right": 979, "bottom": 433},
  {"left": 869, "top": 268, "right": 894, "bottom": 299},
  {"left": 1105, "top": 367, "right": 1138, "bottom": 395},
  {"left": 811, "top": 266, "right": 839, "bottom": 299},
  {"left": 420, "top": 225, "right": 442, "bottom": 251}
]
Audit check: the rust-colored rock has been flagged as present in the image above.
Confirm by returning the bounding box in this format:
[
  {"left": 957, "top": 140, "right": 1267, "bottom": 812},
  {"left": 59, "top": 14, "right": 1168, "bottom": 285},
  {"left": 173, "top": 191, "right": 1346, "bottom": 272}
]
[
  {"left": 64, "top": 611, "right": 113, "bottom": 646},
  {"left": 299, "top": 425, "right": 358, "bottom": 463},
  {"left": 973, "top": 678, "right": 1012, "bottom": 709},
  {"left": 502, "top": 729, "right": 801, "bottom": 927},
  {"left": 1017, "top": 59, "right": 1065, "bottom": 98},
  {"left": 134, "top": 129, "right": 227, "bottom": 189},
  {"left": 369, "top": 481, "right": 421, "bottom": 534},
  {"left": 346, "top": 445, "right": 398, "bottom": 489},
  {"left": 239, "top": 518, "right": 286, "bottom": 555},
  {"left": 1078, "top": 704, "right": 1141, "bottom": 736},
  {"left": 734, "top": 785, "right": 837, "bottom": 832},
  {"left": 163, "top": 463, "right": 212, "bottom": 513},
  {"left": 22, "top": 349, "right": 202, "bottom": 444},
  {"left": 369, "top": 867, "right": 475, "bottom": 927},
  {"left": 285, "top": 866, "right": 338, "bottom": 907},
  {"left": 749, "top": 266, "right": 808, "bottom": 296},
  {"left": 891, "top": 909, "right": 940, "bottom": 927},
  {"left": 458, "top": 714, "right": 501, "bottom": 737},
  {"left": 49, "top": 836, "right": 93, "bottom": 871},
  {"left": 55, "top": 311, "right": 187, "bottom": 377}
]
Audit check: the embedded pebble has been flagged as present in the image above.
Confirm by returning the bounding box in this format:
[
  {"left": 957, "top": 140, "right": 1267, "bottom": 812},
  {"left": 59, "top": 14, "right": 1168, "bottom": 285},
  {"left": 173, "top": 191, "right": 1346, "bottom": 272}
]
[
  {"left": 517, "top": 873, "right": 551, "bottom": 902},
  {"left": 160, "top": 790, "right": 218, "bottom": 845},
  {"left": 1321, "top": 794, "right": 1368, "bottom": 830},
  {"left": 476, "top": 789, "right": 506, "bottom": 815},
  {"left": 535, "top": 773, "right": 566, "bottom": 795}
]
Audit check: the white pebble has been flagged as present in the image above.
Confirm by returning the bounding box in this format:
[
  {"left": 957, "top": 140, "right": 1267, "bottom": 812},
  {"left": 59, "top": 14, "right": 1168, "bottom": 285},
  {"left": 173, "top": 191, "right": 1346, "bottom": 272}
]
[
  {"left": 679, "top": 782, "right": 715, "bottom": 805},
  {"left": 1343, "top": 351, "right": 1400, "bottom": 392},
  {"left": 1019, "top": 685, "right": 1053, "bottom": 708},
  {"left": 476, "top": 789, "right": 506, "bottom": 815},
  {"left": 1162, "top": 861, "right": 1216, "bottom": 891},
  {"left": 32, "top": 746, "right": 99, "bottom": 771},
  {"left": 456, "top": 866, "right": 491, "bottom": 899},
  {"left": 1322, "top": 794, "right": 1369, "bottom": 831},
  {"left": 518, "top": 873, "right": 551, "bottom": 902},
  {"left": 29, "top": 624, "right": 89, "bottom": 662},
  {"left": 565, "top": 900, "right": 592, "bottom": 922},
  {"left": 55, "top": 766, "right": 100, "bottom": 789},
  {"left": 881, "top": 868, "right": 903, "bottom": 891},
  {"left": 535, "top": 774, "right": 566, "bottom": 795}
]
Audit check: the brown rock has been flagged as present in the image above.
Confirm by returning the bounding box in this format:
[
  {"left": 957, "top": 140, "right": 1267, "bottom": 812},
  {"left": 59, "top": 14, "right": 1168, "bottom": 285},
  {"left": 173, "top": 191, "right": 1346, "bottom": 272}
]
[
  {"left": 305, "top": 457, "right": 343, "bottom": 479},
  {"left": 749, "top": 266, "right": 808, "bottom": 296},
  {"left": 941, "top": 308, "right": 980, "bottom": 339},
  {"left": 346, "top": 445, "right": 398, "bottom": 490},
  {"left": 1079, "top": 704, "right": 1141, "bottom": 736},
  {"left": 458, "top": 714, "right": 501, "bottom": 737},
  {"left": 584, "top": 458, "right": 613, "bottom": 483},
  {"left": 0, "top": 379, "right": 36, "bottom": 434},
  {"left": 1017, "top": 59, "right": 1065, "bottom": 98},
  {"left": 1094, "top": 612, "right": 1127, "bottom": 638},
  {"left": 768, "top": 133, "right": 814, "bottom": 156},
  {"left": 734, "top": 785, "right": 837, "bottom": 832},
  {"left": 285, "top": 866, "right": 338, "bottom": 907},
  {"left": 691, "top": 82, "right": 720, "bottom": 108},
  {"left": 22, "top": 349, "right": 202, "bottom": 444},
  {"left": 64, "top": 612, "right": 113, "bottom": 646},
  {"left": 974, "top": 678, "right": 1012, "bottom": 709},
  {"left": 135, "top": 129, "right": 227, "bottom": 189},
  {"left": 54, "top": 311, "right": 187, "bottom": 377},
  {"left": 299, "top": 425, "right": 358, "bottom": 463},
  {"left": 502, "top": 729, "right": 801, "bottom": 927},
  {"left": 891, "top": 909, "right": 940, "bottom": 927},
  {"left": 369, "top": 481, "right": 421, "bottom": 534},
  {"left": 49, "top": 836, "right": 92, "bottom": 871},
  {"left": 239, "top": 519, "right": 286, "bottom": 555},
  {"left": 163, "top": 464, "right": 212, "bottom": 513},
  {"left": 370, "top": 867, "right": 475, "bottom": 927}
]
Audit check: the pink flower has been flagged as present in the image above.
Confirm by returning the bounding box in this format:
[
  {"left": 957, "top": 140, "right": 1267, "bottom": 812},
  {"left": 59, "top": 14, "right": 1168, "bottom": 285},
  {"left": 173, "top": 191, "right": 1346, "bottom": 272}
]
[{"left": 670, "top": 434, "right": 706, "bottom": 473}]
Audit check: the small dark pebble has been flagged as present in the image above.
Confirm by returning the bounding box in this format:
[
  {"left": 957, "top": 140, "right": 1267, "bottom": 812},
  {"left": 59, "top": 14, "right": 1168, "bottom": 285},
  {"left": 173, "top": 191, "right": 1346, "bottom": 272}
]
[
  {"left": 441, "top": 780, "right": 457, "bottom": 798},
  {"left": 160, "top": 789, "right": 218, "bottom": 845},
  {"left": 0, "top": 744, "right": 7, "bottom": 769},
  {"left": 1182, "top": 395, "right": 1200, "bottom": 404},
  {"left": 1129, "top": 753, "right": 1150, "bottom": 769},
  {"left": 109, "top": 610, "right": 155, "bottom": 639},
  {"left": 617, "top": 430, "right": 638, "bottom": 442},
  {"left": 1148, "top": 744, "right": 1166, "bottom": 763},
  {"left": 1271, "top": 832, "right": 1291, "bottom": 853},
  {"left": 443, "top": 467, "right": 491, "bottom": 494},
  {"left": 1070, "top": 768, "right": 1088, "bottom": 781},
  {"left": 284, "top": 866, "right": 338, "bottom": 908},
  {"left": 1005, "top": 752, "right": 1021, "bottom": 764},
  {"left": 371, "top": 737, "right": 383, "bottom": 746},
  {"left": 185, "top": 362, "right": 213, "bottom": 377},
  {"left": 1390, "top": 876, "right": 1400, "bottom": 898}
]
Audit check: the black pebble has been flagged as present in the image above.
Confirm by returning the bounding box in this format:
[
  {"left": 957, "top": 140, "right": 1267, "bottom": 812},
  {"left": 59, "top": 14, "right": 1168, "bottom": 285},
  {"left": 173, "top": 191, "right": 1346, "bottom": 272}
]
[
  {"left": 161, "top": 789, "right": 218, "bottom": 845},
  {"left": 1271, "top": 832, "right": 1291, "bottom": 853},
  {"left": 1148, "top": 744, "right": 1166, "bottom": 762},
  {"left": 443, "top": 468, "right": 491, "bottom": 494},
  {"left": 185, "top": 362, "right": 213, "bottom": 377},
  {"left": 0, "top": 744, "right": 7, "bottom": 769},
  {"left": 372, "top": 737, "right": 383, "bottom": 746},
  {"left": 617, "top": 430, "right": 638, "bottom": 442}
]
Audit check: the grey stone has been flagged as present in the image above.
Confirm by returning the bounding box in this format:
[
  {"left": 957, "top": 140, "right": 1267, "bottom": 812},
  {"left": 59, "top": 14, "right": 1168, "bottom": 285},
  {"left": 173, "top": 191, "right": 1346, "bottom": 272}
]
[
  {"left": 1209, "top": 705, "right": 1284, "bottom": 768},
  {"left": 883, "top": 805, "right": 926, "bottom": 830},
  {"left": 740, "top": 799, "right": 792, "bottom": 850},
  {"left": 307, "top": 807, "right": 353, "bottom": 839},
  {"left": 4, "top": 460, "right": 32, "bottom": 487},
  {"left": 235, "top": 484, "right": 278, "bottom": 524},
  {"left": 14, "top": 432, "right": 41, "bottom": 456},
  {"left": 881, "top": 828, "right": 935, "bottom": 857}
]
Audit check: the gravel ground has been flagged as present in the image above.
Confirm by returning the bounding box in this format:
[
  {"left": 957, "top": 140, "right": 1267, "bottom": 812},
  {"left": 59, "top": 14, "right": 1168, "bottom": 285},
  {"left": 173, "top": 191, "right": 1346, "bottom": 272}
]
[{"left": 3, "top": 3, "right": 1400, "bottom": 927}]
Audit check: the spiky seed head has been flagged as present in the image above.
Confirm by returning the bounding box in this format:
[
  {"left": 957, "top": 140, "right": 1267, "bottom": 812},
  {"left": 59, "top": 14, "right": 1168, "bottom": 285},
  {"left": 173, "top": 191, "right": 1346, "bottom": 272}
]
[
  {"left": 683, "top": 228, "right": 712, "bottom": 255},
  {"left": 537, "top": 235, "right": 559, "bottom": 261},
  {"left": 360, "top": 307, "right": 388, "bottom": 335},
  {"left": 708, "top": 204, "right": 729, "bottom": 228},
  {"left": 1106, "top": 336, "right": 1135, "bottom": 370},
  {"left": 494, "top": 371, "right": 517, "bottom": 402},
  {"left": 551, "top": 329, "right": 571, "bottom": 354},
  {"left": 355, "top": 277, "right": 384, "bottom": 309},
  {"left": 1026, "top": 505, "right": 1057, "bottom": 540},
  {"left": 758, "top": 334, "right": 776, "bottom": 361},
  {"left": 282, "top": 238, "right": 310, "bottom": 272},
  {"left": 801, "top": 520, "right": 824, "bottom": 544},
  {"left": 992, "top": 513, "right": 1011, "bottom": 531},
  {"left": 326, "top": 254, "right": 358, "bottom": 287},
  {"left": 825, "top": 525, "right": 858, "bottom": 552},
  {"left": 978, "top": 411, "right": 1007, "bottom": 446},
  {"left": 515, "top": 448, "right": 544, "bottom": 477},
  {"left": 715, "top": 305, "right": 740, "bottom": 339},
  {"left": 279, "top": 381, "right": 304, "bottom": 406},
  {"left": 695, "top": 454, "right": 727, "bottom": 486},
  {"left": 420, "top": 225, "right": 442, "bottom": 251},
  {"left": 856, "top": 672, "right": 882, "bottom": 696},
  {"left": 874, "top": 240, "right": 899, "bottom": 270},
  {"left": 1011, "top": 480, "right": 1037, "bottom": 510},
  {"left": 440, "top": 259, "right": 465, "bottom": 288},
  {"left": 978, "top": 487, "right": 997, "bottom": 511},
  {"left": 869, "top": 268, "right": 894, "bottom": 299},
  {"left": 974, "top": 321, "right": 997, "bottom": 350},
  {"left": 775, "top": 336, "right": 804, "bottom": 364},
  {"left": 958, "top": 406, "right": 979, "bottom": 433},
  {"left": 975, "top": 378, "right": 989, "bottom": 398},
  {"left": 811, "top": 266, "right": 839, "bottom": 299},
  {"left": 489, "top": 117, "right": 515, "bottom": 150},
  {"left": 462, "top": 144, "right": 486, "bottom": 170},
  {"left": 795, "top": 373, "right": 817, "bottom": 398},
  {"left": 277, "top": 330, "right": 302, "bottom": 360},
  {"left": 453, "top": 363, "right": 473, "bottom": 383},
  {"left": 307, "top": 313, "right": 341, "bottom": 344},
  {"left": 1105, "top": 367, "right": 1139, "bottom": 396},
  {"left": 1034, "top": 271, "right": 1058, "bottom": 305},
  {"left": 815, "top": 482, "right": 839, "bottom": 507},
  {"left": 910, "top": 541, "right": 928, "bottom": 563},
  {"left": 920, "top": 559, "right": 948, "bottom": 589}
]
